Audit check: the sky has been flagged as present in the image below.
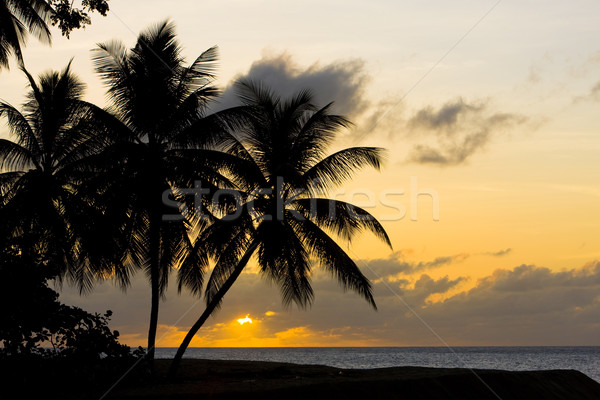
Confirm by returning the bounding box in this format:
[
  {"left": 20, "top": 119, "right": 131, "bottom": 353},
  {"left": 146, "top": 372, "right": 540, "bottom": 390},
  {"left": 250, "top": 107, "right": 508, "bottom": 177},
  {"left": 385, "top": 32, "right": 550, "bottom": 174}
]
[{"left": 2, "top": 0, "right": 600, "bottom": 347}]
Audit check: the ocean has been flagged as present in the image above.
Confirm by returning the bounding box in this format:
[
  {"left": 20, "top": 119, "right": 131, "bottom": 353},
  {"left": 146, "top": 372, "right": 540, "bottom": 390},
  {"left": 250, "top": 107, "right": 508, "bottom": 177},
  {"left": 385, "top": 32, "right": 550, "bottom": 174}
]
[{"left": 156, "top": 346, "right": 600, "bottom": 383}]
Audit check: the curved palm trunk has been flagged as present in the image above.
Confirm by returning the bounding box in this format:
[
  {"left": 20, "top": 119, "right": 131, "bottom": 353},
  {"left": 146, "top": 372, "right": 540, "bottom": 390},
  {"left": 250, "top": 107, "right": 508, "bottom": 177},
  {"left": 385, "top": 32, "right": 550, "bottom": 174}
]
[
  {"left": 167, "top": 240, "right": 258, "bottom": 378},
  {"left": 147, "top": 207, "right": 162, "bottom": 373}
]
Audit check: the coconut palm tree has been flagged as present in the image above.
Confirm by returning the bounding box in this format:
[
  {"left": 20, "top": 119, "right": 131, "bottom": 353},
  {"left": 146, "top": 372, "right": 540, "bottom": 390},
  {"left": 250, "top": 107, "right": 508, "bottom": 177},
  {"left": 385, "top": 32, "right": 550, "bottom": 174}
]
[
  {"left": 0, "top": 0, "right": 52, "bottom": 69},
  {"left": 90, "top": 20, "right": 243, "bottom": 368},
  {"left": 0, "top": 62, "right": 126, "bottom": 281},
  {"left": 168, "top": 80, "right": 392, "bottom": 377}
]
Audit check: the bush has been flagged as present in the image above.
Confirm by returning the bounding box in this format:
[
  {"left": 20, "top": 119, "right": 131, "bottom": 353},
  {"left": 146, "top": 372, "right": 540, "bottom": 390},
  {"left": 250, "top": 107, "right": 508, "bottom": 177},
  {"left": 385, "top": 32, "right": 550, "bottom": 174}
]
[{"left": 0, "top": 248, "right": 146, "bottom": 398}]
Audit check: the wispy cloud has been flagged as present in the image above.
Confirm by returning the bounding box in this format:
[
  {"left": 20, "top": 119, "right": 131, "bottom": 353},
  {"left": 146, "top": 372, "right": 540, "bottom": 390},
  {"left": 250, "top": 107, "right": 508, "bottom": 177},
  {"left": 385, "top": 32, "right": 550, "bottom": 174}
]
[
  {"left": 404, "top": 98, "right": 527, "bottom": 165},
  {"left": 485, "top": 248, "right": 512, "bottom": 257},
  {"left": 366, "top": 251, "right": 469, "bottom": 282},
  {"left": 573, "top": 81, "right": 600, "bottom": 103}
]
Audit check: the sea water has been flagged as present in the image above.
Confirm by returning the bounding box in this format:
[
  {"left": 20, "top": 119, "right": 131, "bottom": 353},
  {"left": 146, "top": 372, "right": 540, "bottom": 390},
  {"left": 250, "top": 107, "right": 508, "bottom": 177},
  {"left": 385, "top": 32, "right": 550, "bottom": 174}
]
[{"left": 155, "top": 346, "right": 600, "bottom": 382}]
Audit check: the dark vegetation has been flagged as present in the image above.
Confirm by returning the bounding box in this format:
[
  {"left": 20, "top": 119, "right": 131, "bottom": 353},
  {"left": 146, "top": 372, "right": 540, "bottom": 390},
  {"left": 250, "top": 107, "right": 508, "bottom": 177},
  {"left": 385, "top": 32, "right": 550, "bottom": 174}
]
[
  {"left": 1, "top": 3, "right": 598, "bottom": 399},
  {"left": 1, "top": 0, "right": 389, "bottom": 385}
]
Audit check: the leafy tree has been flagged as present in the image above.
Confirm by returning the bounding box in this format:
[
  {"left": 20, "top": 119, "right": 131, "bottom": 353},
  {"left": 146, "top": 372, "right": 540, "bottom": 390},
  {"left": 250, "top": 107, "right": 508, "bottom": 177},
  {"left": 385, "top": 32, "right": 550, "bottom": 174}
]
[
  {"left": 48, "top": 0, "right": 110, "bottom": 38},
  {"left": 168, "top": 80, "right": 392, "bottom": 376},
  {"left": 0, "top": 0, "right": 52, "bottom": 68},
  {"left": 0, "top": 62, "right": 125, "bottom": 283},
  {"left": 0, "top": 0, "right": 109, "bottom": 69}
]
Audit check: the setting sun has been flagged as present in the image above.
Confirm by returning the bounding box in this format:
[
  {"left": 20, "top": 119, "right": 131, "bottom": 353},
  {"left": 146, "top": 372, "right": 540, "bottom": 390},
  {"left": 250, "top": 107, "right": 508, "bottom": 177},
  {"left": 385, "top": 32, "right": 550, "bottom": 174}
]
[{"left": 237, "top": 316, "right": 253, "bottom": 325}]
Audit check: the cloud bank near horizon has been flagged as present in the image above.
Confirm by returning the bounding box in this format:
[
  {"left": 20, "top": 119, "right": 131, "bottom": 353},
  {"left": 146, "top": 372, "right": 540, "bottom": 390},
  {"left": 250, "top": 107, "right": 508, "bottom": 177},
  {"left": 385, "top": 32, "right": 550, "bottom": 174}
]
[{"left": 58, "top": 257, "right": 600, "bottom": 347}]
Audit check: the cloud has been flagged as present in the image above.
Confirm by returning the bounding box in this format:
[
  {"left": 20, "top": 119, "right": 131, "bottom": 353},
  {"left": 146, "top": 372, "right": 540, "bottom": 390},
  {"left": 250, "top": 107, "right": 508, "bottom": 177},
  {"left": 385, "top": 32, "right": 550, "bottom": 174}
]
[
  {"left": 58, "top": 259, "right": 600, "bottom": 347},
  {"left": 392, "top": 261, "right": 600, "bottom": 344},
  {"left": 396, "top": 274, "right": 465, "bottom": 306},
  {"left": 485, "top": 248, "right": 512, "bottom": 257},
  {"left": 573, "top": 81, "right": 600, "bottom": 103},
  {"left": 404, "top": 98, "right": 527, "bottom": 165},
  {"left": 569, "top": 50, "right": 600, "bottom": 79},
  {"left": 349, "top": 96, "right": 406, "bottom": 141},
  {"left": 214, "top": 52, "right": 370, "bottom": 117},
  {"left": 366, "top": 251, "right": 469, "bottom": 282},
  {"left": 408, "top": 100, "right": 483, "bottom": 130}
]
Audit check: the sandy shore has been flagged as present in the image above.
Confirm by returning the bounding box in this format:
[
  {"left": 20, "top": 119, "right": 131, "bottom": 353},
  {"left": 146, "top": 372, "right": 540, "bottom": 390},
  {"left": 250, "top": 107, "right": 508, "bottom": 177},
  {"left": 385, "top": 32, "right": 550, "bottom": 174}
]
[{"left": 105, "top": 359, "right": 600, "bottom": 399}]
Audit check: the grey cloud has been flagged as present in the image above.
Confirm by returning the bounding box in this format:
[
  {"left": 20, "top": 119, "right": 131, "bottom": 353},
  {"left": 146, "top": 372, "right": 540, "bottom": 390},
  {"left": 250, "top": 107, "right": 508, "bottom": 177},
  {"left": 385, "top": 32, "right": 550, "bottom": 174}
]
[
  {"left": 266, "top": 261, "right": 600, "bottom": 345},
  {"left": 396, "top": 274, "right": 464, "bottom": 306},
  {"left": 591, "top": 82, "right": 600, "bottom": 98},
  {"left": 485, "top": 248, "right": 512, "bottom": 257},
  {"left": 365, "top": 251, "right": 469, "bottom": 279},
  {"left": 348, "top": 96, "right": 406, "bottom": 142},
  {"left": 214, "top": 53, "right": 370, "bottom": 117},
  {"left": 479, "top": 263, "right": 600, "bottom": 293},
  {"left": 404, "top": 261, "right": 600, "bottom": 344},
  {"left": 405, "top": 99, "right": 527, "bottom": 166},
  {"left": 408, "top": 100, "right": 483, "bottom": 131},
  {"left": 59, "top": 260, "right": 600, "bottom": 346},
  {"left": 573, "top": 81, "right": 600, "bottom": 103}
]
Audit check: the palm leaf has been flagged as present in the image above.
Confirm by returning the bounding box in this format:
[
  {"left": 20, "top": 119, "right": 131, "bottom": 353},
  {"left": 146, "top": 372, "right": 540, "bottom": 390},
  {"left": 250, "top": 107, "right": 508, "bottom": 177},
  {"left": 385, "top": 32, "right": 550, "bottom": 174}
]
[
  {"left": 302, "top": 147, "right": 385, "bottom": 191},
  {"left": 289, "top": 214, "right": 377, "bottom": 309},
  {"left": 292, "top": 198, "right": 392, "bottom": 247}
]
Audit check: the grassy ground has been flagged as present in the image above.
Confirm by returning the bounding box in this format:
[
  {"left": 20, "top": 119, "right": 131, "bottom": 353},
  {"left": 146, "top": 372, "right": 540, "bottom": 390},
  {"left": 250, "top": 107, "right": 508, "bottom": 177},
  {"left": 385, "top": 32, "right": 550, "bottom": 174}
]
[{"left": 99, "top": 359, "right": 600, "bottom": 400}]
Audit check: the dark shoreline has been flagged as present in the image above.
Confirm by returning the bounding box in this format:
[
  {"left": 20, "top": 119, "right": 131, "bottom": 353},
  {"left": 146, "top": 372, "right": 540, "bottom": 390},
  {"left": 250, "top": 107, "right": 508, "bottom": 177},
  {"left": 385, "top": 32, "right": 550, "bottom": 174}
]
[{"left": 105, "top": 359, "right": 600, "bottom": 400}]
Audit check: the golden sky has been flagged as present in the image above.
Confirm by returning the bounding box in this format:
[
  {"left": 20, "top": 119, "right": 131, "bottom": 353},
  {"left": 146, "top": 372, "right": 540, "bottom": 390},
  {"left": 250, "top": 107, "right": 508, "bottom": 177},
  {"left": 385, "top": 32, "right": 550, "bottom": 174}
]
[{"left": 3, "top": 0, "right": 600, "bottom": 347}]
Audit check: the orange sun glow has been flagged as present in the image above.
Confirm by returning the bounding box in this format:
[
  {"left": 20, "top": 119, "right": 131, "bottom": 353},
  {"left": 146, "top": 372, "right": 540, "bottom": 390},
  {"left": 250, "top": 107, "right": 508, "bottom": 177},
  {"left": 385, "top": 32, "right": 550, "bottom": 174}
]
[{"left": 237, "top": 315, "right": 253, "bottom": 325}]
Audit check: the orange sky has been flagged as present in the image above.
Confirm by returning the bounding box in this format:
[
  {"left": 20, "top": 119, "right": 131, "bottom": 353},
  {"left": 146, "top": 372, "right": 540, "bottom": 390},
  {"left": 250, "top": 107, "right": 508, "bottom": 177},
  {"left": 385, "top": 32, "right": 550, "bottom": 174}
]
[{"left": 3, "top": 1, "right": 600, "bottom": 347}]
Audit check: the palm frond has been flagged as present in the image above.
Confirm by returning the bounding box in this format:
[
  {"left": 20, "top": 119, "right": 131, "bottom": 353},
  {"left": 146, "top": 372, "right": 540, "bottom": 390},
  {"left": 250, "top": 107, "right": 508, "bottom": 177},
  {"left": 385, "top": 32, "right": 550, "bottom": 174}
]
[
  {"left": 255, "top": 220, "right": 314, "bottom": 308},
  {"left": 92, "top": 40, "right": 134, "bottom": 122},
  {"left": 176, "top": 45, "right": 219, "bottom": 100},
  {"left": 0, "top": 138, "right": 35, "bottom": 171},
  {"left": 292, "top": 198, "right": 392, "bottom": 247},
  {"left": 302, "top": 147, "right": 385, "bottom": 192},
  {"left": 7, "top": 0, "right": 51, "bottom": 44},
  {"left": 0, "top": 170, "right": 23, "bottom": 199},
  {"left": 290, "top": 104, "right": 352, "bottom": 170},
  {"left": 289, "top": 214, "right": 377, "bottom": 309}
]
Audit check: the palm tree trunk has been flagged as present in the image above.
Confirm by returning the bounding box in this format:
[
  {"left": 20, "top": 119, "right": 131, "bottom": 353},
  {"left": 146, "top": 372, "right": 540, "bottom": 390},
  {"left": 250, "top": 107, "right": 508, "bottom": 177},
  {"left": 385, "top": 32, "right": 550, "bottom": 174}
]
[
  {"left": 147, "top": 209, "right": 162, "bottom": 374},
  {"left": 167, "top": 240, "right": 258, "bottom": 379}
]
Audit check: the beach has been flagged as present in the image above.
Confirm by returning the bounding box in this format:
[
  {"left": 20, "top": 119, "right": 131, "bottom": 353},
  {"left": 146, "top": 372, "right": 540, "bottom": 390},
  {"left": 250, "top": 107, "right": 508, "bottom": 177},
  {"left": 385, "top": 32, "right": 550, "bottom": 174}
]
[{"left": 106, "top": 359, "right": 600, "bottom": 399}]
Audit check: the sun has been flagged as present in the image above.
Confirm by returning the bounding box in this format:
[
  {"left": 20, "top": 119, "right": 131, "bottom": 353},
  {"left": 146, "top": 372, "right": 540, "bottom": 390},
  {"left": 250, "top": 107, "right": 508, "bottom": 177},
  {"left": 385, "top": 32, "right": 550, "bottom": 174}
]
[{"left": 237, "top": 315, "right": 253, "bottom": 325}]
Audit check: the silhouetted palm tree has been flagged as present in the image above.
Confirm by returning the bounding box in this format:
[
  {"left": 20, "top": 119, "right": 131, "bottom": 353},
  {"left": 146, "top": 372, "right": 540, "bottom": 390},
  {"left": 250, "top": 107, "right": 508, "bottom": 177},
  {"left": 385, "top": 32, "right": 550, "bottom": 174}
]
[
  {"left": 91, "top": 20, "right": 240, "bottom": 367},
  {"left": 0, "top": 62, "right": 124, "bottom": 280},
  {"left": 168, "top": 80, "right": 392, "bottom": 376},
  {"left": 0, "top": 0, "right": 52, "bottom": 69}
]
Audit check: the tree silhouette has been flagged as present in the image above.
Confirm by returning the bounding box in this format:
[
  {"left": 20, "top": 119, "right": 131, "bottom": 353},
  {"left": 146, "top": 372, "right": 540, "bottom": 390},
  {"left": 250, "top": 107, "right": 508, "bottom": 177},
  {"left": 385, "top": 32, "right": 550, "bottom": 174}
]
[
  {"left": 47, "top": 0, "right": 109, "bottom": 38},
  {"left": 0, "top": 0, "right": 52, "bottom": 69},
  {"left": 0, "top": 62, "right": 124, "bottom": 281},
  {"left": 90, "top": 20, "right": 241, "bottom": 370},
  {"left": 0, "top": 0, "right": 109, "bottom": 70},
  {"left": 168, "top": 80, "right": 392, "bottom": 377}
]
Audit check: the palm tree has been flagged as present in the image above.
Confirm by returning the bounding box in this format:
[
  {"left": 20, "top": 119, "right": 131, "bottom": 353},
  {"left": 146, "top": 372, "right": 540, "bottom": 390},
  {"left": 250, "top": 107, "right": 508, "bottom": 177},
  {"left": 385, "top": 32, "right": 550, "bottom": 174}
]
[
  {"left": 90, "top": 20, "right": 241, "bottom": 368},
  {"left": 168, "top": 80, "right": 392, "bottom": 377},
  {"left": 0, "top": 62, "right": 124, "bottom": 281},
  {"left": 0, "top": 0, "right": 52, "bottom": 69}
]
